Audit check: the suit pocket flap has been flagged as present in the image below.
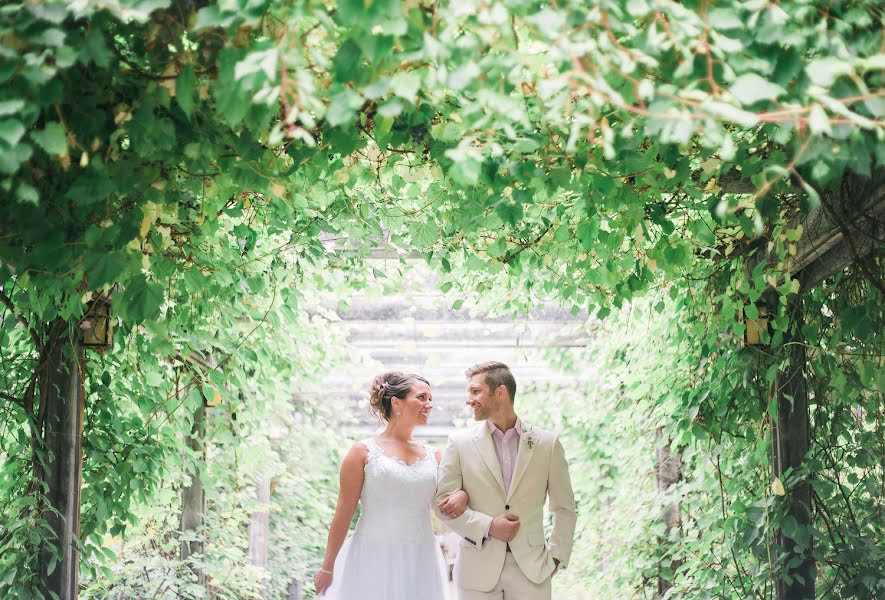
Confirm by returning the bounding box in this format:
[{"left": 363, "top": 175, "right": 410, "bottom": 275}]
[{"left": 528, "top": 532, "right": 546, "bottom": 546}]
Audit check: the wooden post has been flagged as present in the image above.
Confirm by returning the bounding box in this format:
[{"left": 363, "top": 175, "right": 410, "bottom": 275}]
[
  {"left": 770, "top": 295, "right": 815, "bottom": 600},
  {"left": 287, "top": 578, "right": 303, "bottom": 600},
  {"left": 655, "top": 427, "right": 682, "bottom": 597},
  {"left": 39, "top": 324, "right": 85, "bottom": 600},
  {"left": 180, "top": 398, "right": 207, "bottom": 586},
  {"left": 249, "top": 475, "right": 272, "bottom": 597}
]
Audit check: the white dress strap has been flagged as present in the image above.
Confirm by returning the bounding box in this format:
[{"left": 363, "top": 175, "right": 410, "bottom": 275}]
[{"left": 360, "top": 437, "right": 383, "bottom": 462}]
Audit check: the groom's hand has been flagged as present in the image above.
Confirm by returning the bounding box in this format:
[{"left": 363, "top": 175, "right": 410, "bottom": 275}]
[{"left": 489, "top": 514, "right": 520, "bottom": 542}]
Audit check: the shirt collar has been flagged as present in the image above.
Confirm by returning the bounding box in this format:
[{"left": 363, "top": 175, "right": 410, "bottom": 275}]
[{"left": 488, "top": 417, "right": 522, "bottom": 438}]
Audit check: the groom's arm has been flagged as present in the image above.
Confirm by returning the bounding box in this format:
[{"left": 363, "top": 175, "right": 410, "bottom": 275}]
[
  {"left": 434, "top": 435, "right": 494, "bottom": 549},
  {"left": 547, "top": 435, "right": 577, "bottom": 568}
]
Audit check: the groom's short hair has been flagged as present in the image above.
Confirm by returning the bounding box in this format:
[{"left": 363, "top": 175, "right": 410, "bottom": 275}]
[{"left": 465, "top": 362, "right": 517, "bottom": 404}]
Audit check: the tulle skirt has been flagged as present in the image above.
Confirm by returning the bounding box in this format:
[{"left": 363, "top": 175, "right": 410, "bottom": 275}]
[{"left": 320, "top": 532, "right": 449, "bottom": 600}]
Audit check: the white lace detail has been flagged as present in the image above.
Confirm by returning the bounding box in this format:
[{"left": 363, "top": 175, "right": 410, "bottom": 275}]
[
  {"left": 362, "top": 437, "right": 434, "bottom": 467},
  {"left": 356, "top": 438, "right": 438, "bottom": 543}
]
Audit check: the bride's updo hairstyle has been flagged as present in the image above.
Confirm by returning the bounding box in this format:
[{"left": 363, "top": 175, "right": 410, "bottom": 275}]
[{"left": 369, "top": 371, "right": 430, "bottom": 421}]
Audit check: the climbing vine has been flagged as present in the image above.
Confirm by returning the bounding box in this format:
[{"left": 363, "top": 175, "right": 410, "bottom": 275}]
[{"left": 0, "top": 0, "right": 882, "bottom": 597}]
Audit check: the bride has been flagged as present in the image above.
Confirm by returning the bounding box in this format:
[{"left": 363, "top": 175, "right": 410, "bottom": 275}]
[{"left": 313, "top": 372, "right": 469, "bottom": 599}]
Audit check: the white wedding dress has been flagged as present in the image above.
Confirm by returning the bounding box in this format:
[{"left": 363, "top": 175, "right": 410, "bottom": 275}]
[{"left": 320, "top": 437, "right": 449, "bottom": 600}]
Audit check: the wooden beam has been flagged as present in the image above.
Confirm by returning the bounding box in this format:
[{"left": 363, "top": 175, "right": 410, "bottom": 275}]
[
  {"left": 769, "top": 294, "right": 815, "bottom": 600},
  {"left": 717, "top": 170, "right": 757, "bottom": 194},
  {"left": 288, "top": 578, "right": 304, "bottom": 600},
  {"left": 741, "top": 169, "right": 885, "bottom": 289},
  {"left": 180, "top": 400, "right": 206, "bottom": 586},
  {"left": 249, "top": 475, "right": 272, "bottom": 598},
  {"left": 39, "top": 323, "right": 84, "bottom": 600},
  {"left": 655, "top": 428, "right": 682, "bottom": 597},
  {"left": 797, "top": 172, "right": 885, "bottom": 289}
]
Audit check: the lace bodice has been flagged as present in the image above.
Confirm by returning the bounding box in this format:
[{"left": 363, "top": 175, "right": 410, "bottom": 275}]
[{"left": 354, "top": 438, "right": 438, "bottom": 543}]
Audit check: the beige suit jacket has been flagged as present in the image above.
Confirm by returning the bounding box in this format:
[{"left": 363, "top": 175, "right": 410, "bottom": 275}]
[{"left": 435, "top": 421, "right": 577, "bottom": 591}]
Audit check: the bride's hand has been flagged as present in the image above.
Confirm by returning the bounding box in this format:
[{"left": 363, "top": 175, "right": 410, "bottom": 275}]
[
  {"left": 313, "top": 568, "right": 333, "bottom": 595},
  {"left": 438, "top": 489, "right": 469, "bottom": 518}
]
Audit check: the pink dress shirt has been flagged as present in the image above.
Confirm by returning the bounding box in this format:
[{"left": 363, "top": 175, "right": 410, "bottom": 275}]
[
  {"left": 489, "top": 418, "right": 521, "bottom": 494},
  {"left": 483, "top": 418, "right": 522, "bottom": 540}
]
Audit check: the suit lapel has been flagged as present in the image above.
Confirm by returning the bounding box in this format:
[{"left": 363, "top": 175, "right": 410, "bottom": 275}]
[
  {"left": 506, "top": 421, "right": 535, "bottom": 501},
  {"left": 472, "top": 423, "right": 506, "bottom": 494}
]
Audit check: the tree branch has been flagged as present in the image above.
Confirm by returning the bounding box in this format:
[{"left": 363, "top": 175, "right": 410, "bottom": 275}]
[
  {"left": 0, "top": 289, "right": 42, "bottom": 350},
  {"left": 0, "top": 392, "right": 24, "bottom": 405}
]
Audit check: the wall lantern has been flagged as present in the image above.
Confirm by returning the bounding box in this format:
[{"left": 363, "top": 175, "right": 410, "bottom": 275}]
[
  {"left": 743, "top": 308, "right": 769, "bottom": 346},
  {"left": 80, "top": 297, "right": 113, "bottom": 350}
]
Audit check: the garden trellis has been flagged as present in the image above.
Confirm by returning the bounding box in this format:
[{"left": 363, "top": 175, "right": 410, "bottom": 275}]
[{"left": 0, "top": 1, "right": 882, "bottom": 598}]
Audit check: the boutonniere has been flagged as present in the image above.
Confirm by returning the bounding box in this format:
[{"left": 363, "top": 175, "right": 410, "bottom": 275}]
[{"left": 521, "top": 424, "right": 536, "bottom": 449}]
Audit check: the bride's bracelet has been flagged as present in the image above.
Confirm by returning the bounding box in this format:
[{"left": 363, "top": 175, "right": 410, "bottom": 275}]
[{"left": 319, "top": 568, "right": 333, "bottom": 574}]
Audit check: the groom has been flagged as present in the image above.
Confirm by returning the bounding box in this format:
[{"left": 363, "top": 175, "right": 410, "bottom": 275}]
[{"left": 435, "top": 362, "right": 576, "bottom": 600}]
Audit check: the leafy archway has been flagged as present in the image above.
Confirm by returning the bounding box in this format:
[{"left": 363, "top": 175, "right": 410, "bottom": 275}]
[{"left": 0, "top": 0, "right": 882, "bottom": 598}]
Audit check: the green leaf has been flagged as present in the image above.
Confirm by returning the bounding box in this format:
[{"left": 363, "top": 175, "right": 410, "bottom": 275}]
[
  {"left": 81, "top": 26, "right": 111, "bottom": 67},
  {"left": 487, "top": 236, "right": 507, "bottom": 258},
  {"left": 512, "top": 138, "right": 540, "bottom": 153},
  {"left": 0, "top": 100, "right": 24, "bottom": 117},
  {"left": 390, "top": 71, "right": 421, "bottom": 104},
  {"left": 16, "top": 183, "right": 39, "bottom": 205},
  {"left": 728, "top": 74, "right": 785, "bottom": 106},
  {"left": 495, "top": 200, "right": 523, "bottom": 225},
  {"left": 326, "top": 88, "right": 363, "bottom": 127},
  {"left": 234, "top": 48, "right": 278, "bottom": 81},
  {"left": 377, "top": 99, "right": 402, "bottom": 118},
  {"left": 806, "top": 57, "right": 852, "bottom": 87},
  {"left": 86, "top": 252, "right": 128, "bottom": 288},
  {"left": 807, "top": 104, "right": 830, "bottom": 136},
  {"left": 333, "top": 40, "right": 363, "bottom": 83},
  {"left": 527, "top": 7, "right": 567, "bottom": 37},
  {"left": 768, "top": 396, "right": 778, "bottom": 419},
  {"left": 858, "top": 54, "right": 885, "bottom": 71},
  {"left": 193, "top": 5, "right": 229, "bottom": 29},
  {"left": 0, "top": 142, "right": 32, "bottom": 174},
  {"left": 703, "top": 100, "right": 759, "bottom": 127},
  {"left": 31, "top": 122, "right": 68, "bottom": 155},
  {"left": 448, "top": 62, "right": 480, "bottom": 91},
  {"left": 0, "top": 119, "right": 26, "bottom": 146},
  {"left": 689, "top": 220, "right": 716, "bottom": 246},
  {"left": 707, "top": 8, "right": 743, "bottom": 29},
  {"left": 448, "top": 157, "right": 480, "bottom": 185},
  {"left": 175, "top": 65, "right": 196, "bottom": 118},
  {"left": 781, "top": 515, "right": 798, "bottom": 539},
  {"left": 120, "top": 275, "right": 165, "bottom": 323},
  {"left": 577, "top": 220, "right": 597, "bottom": 250}
]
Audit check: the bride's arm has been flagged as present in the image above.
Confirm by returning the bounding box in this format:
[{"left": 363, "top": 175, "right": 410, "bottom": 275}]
[{"left": 313, "top": 443, "right": 368, "bottom": 595}]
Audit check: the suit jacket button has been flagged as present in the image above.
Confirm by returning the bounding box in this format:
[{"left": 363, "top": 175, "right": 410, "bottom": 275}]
[{"left": 505, "top": 504, "right": 510, "bottom": 510}]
